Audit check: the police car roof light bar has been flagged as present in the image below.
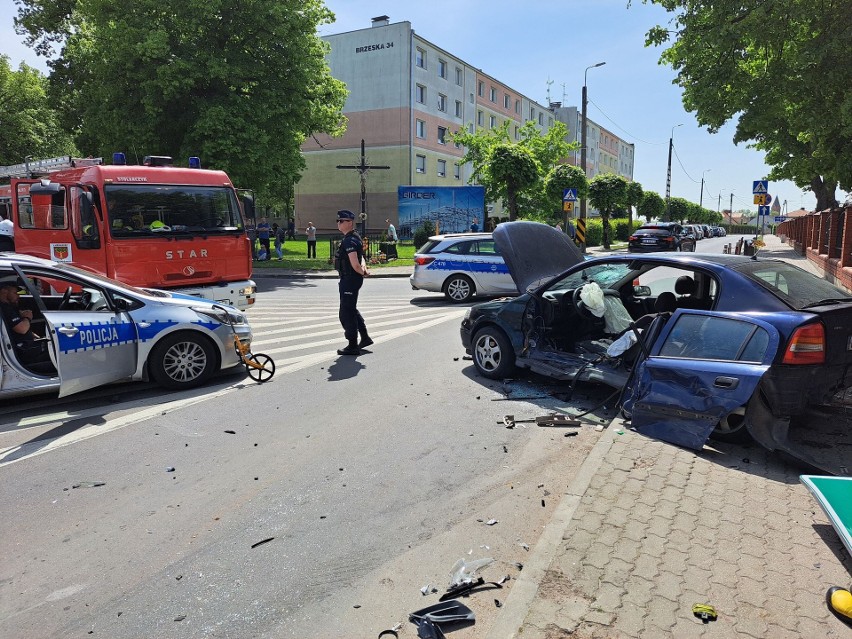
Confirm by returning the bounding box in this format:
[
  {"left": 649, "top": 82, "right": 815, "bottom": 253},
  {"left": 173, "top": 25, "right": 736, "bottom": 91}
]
[{"left": 0, "top": 155, "right": 104, "bottom": 180}]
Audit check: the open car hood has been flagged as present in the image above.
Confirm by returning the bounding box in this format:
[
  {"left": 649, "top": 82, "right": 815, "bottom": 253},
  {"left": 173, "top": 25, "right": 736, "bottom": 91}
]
[{"left": 493, "top": 221, "right": 584, "bottom": 293}]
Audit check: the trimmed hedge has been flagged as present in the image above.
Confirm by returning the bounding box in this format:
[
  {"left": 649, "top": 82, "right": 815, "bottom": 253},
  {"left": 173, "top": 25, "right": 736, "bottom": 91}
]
[{"left": 582, "top": 218, "right": 644, "bottom": 246}]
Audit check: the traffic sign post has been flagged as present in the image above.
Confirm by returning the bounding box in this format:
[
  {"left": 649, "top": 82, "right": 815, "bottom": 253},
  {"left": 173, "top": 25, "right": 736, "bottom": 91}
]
[{"left": 575, "top": 218, "right": 586, "bottom": 246}]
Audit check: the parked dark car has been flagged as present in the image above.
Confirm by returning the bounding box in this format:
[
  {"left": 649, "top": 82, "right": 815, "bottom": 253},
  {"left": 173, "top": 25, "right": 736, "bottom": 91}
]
[
  {"left": 460, "top": 221, "right": 852, "bottom": 473},
  {"left": 628, "top": 223, "right": 695, "bottom": 252}
]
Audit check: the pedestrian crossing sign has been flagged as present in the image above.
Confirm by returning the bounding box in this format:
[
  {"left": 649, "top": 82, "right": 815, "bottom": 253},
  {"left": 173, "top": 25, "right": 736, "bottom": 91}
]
[
  {"left": 752, "top": 180, "right": 768, "bottom": 194},
  {"left": 754, "top": 194, "right": 768, "bottom": 205},
  {"left": 563, "top": 201, "right": 575, "bottom": 212},
  {"left": 563, "top": 188, "right": 578, "bottom": 202}
]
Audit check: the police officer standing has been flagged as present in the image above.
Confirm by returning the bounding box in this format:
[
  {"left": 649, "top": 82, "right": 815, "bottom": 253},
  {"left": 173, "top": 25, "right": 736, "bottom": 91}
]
[{"left": 334, "top": 210, "right": 372, "bottom": 356}]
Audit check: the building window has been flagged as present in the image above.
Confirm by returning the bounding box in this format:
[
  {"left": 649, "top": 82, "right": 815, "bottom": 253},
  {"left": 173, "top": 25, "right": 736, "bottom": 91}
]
[
  {"left": 489, "top": 115, "right": 496, "bottom": 128},
  {"left": 530, "top": 107, "right": 535, "bottom": 121},
  {"left": 416, "top": 119, "right": 426, "bottom": 138},
  {"left": 515, "top": 99, "right": 520, "bottom": 114},
  {"left": 504, "top": 94, "right": 510, "bottom": 109},
  {"left": 477, "top": 81, "right": 483, "bottom": 97},
  {"left": 416, "top": 47, "right": 426, "bottom": 69},
  {"left": 456, "top": 67, "right": 463, "bottom": 85},
  {"left": 438, "top": 59, "right": 447, "bottom": 78},
  {"left": 538, "top": 112, "right": 544, "bottom": 125},
  {"left": 489, "top": 87, "right": 496, "bottom": 102},
  {"left": 455, "top": 100, "right": 462, "bottom": 118},
  {"left": 437, "top": 93, "right": 447, "bottom": 112},
  {"left": 469, "top": 93, "right": 474, "bottom": 104},
  {"left": 416, "top": 154, "right": 426, "bottom": 173},
  {"left": 548, "top": 117, "right": 553, "bottom": 127},
  {"left": 514, "top": 126, "right": 519, "bottom": 140},
  {"left": 468, "top": 123, "right": 474, "bottom": 133},
  {"left": 477, "top": 110, "right": 483, "bottom": 126},
  {"left": 437, "top": 126, "right": 447, "bottom": 144},
  {"left": 416, "top": 84, "right": 426, "bottom": 104},
  {"left": 437, "top": 159, "right": 446, "bottom": 177},
  {"left": 454, "top": 163, "right": 461, "bottom": 180}
]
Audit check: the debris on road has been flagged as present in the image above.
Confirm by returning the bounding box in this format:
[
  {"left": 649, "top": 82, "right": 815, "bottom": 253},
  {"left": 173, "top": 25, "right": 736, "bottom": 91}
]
[
  {"left": 165, "top": 467, "right": 175, "bottom": 472},
  {"left": 692, "top": 603, "right": 718, "bottom": 623},
  {"left": 250, "top": 537, "right": 275, "bottom": 549},
  {"left": 72, "top": 481, "right": 106, "bottom": 489},
  {"left": 485, "top": 519, "right": 498, "bottom": 526},
  {"left": 224, "top": 430, "right": 236, "bottom": 434}
]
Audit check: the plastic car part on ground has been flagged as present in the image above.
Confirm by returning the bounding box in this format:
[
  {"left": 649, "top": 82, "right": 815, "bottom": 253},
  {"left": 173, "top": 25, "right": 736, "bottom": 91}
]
[
  {"left": 827, "top": 587, "right": 852, "bottom": 625},
  {"left": 448, "top": 557, "right": 494, "bottom": 588},
  {"left": 409, "top": 600, "right": 475, "bottom": 639}
]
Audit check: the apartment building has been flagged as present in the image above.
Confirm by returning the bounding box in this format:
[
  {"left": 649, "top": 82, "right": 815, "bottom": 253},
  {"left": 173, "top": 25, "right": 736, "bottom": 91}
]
[
  {"left": 550, "top": 105, "right": 635, "bottom": 183},
  {"left": 296, "top": 16, "right": 634, "bottom": 233}
]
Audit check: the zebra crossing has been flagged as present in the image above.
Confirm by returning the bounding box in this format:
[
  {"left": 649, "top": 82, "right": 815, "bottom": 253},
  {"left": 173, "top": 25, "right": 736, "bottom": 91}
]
[{"left": 246, "top": 295, "right": 467, "bottom": 375}]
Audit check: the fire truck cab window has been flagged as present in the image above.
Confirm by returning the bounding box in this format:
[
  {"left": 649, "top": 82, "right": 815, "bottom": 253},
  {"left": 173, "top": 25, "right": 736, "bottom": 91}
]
[
  {"left": 17, "top": 183, "right": 67, "bottom": 230},
  {"left": 105, "top": 185, "right": 243, "bottom": 237}
]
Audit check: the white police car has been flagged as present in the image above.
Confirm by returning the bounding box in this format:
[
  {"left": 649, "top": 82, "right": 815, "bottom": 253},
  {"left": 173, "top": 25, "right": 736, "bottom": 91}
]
[
  {"left": 0, "top": 253, "right": 252, "bottom": 398},
  {"left": 410, "top": 233, "right": 517, "bottom": 302}
]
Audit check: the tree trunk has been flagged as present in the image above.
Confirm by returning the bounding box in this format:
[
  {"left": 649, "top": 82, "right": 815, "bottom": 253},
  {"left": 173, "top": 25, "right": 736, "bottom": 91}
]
[
  {"left": 602, "top": 212, "right": 611, "bottom": 249},
  {"left": 811, "top": 176, "right": 838, "bottom": 211},
  {"left": 507, "top": 187, "right": 518, "bottom": 221}
]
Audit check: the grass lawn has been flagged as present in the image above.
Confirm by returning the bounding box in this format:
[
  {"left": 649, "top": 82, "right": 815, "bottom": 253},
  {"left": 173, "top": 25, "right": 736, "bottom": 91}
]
[{"left": 252, "top": 240, "right": 416, "bottom": 271}]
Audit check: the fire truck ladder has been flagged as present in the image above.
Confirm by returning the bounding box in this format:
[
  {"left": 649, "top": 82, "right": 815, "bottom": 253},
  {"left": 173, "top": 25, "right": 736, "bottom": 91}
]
[{"left": 0, "top": 156, "right": 104, "bottom": 180}]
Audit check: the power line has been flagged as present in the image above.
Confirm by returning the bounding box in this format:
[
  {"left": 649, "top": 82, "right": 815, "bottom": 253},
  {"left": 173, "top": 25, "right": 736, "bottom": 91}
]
[
  {"left": 586, "top": 98, "right": 666, "bottom": 146},
  {"left": 671, "top": 143, "right": 699, "bottom": 183}
]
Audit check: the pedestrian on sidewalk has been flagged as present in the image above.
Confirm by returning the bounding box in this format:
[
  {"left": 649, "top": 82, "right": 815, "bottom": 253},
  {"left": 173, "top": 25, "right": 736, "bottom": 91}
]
[
  {"left": 273, "top": 223, "right": 284, "bottom": 260},
  {"left": 333, "top": 210, "right": 371, "bottom": 356},
  {"left": 386, "top": 218, "right": 398, "bottom": 242},
  {"left": 256, "top": 217, "right": 271, "bottom": 261},
  {"left": 306, "top": 221, "right": 317, "bottom": 258},
  {"left": 287, "top": 218, "right": 296, "bottom": 240}
]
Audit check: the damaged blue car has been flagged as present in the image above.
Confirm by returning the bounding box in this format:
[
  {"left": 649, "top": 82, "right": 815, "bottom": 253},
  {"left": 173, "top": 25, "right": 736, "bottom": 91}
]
[{"left": 460, "top": 222, "right": 852, "bottom": 473}]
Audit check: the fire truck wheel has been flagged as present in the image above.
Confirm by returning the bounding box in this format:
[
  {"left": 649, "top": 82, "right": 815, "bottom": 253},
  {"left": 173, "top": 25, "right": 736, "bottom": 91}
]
[{"left": 149, "top": 332, "right": 217, "bottom": 390}]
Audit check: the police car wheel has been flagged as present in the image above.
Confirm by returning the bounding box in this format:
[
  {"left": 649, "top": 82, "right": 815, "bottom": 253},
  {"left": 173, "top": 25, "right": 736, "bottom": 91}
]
[
  {"left": 444, "top": 275, "right": 474, "bottom": 303},
  {"left": 149, "top": 332, "right": 217, "bottom": 389},
  {"left": 709, "top": 406, "right": 752, "bottom": 443},
  {"left": 472, "top": 326, "right": 515, "bottom": 379}
]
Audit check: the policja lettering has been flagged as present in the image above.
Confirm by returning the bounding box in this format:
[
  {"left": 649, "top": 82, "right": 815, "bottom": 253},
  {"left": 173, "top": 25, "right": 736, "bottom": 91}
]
[{"left": 79, "top": 325, "right": 119, "bottom": 347}]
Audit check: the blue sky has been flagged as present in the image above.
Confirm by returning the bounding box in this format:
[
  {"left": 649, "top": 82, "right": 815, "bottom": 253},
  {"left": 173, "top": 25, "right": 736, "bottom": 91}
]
[{"left": 2, "top": 0, "right": 842, "bottom": 213}]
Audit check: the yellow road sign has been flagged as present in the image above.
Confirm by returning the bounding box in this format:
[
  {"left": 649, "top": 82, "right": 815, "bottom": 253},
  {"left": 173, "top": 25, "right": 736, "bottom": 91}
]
[
  {"left": 562, "top": 201, "right": 575, "bottom": 213},
  {"left": 754, "top": 194, "right": 767, "bottom": 205}
]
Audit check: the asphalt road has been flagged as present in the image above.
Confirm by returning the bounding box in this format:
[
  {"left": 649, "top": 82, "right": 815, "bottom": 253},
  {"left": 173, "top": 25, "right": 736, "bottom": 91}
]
[{"left": 0, "top": 278, "right": 614, "bottom": 638}]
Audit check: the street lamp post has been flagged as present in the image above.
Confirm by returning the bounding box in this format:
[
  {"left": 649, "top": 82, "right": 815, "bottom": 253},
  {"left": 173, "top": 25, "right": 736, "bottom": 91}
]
[
  {"left": 579, "top": 61, "right": 605, "bottom": 252},
  {"left": 665, "top": 123, "right": 683, "bottom": 218},
  {"left": 699, "top": 169, "right": 711, "bottom": 209}
]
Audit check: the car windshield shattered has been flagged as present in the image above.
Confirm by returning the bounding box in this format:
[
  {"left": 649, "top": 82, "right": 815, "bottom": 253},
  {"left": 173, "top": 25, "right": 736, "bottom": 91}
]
[
  {"left": 104, "top": 185, "right": 244, "bottom": 236},
  {"left": 733, "top": 261, "right": 852, "bottom": 309}
]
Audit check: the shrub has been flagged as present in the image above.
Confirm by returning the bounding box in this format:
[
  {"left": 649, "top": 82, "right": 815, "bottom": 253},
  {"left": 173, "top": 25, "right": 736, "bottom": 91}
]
[{"left": 412, "top": 221, "right": 435, "bottom": 250}]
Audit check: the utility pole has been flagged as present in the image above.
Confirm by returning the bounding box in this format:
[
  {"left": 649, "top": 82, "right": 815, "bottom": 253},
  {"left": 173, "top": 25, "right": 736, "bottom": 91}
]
[
  {"left": 699, "top": 169, "right": 710, "bottom": 209},
  {"left": 665, "top": 124, "right": 683, "bottom": 218},
  {"left": 717, "top": 192, "right": 722, "bottom": 213},
  {"left": 579, "top": 61, "right": 605, "bottom": 252},
  {"left": 730, "top": 193, "right": 734, "bottom": 225}
]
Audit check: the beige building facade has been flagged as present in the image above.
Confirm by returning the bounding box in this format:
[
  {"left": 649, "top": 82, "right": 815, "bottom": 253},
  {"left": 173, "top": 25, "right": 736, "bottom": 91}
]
[{"left": 297, "top": 16, "right": 634, "bottom": 234}]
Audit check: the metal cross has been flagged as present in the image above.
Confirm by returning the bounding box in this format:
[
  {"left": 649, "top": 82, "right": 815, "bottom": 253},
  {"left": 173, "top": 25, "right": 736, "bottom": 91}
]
[{"left": 336, "top": 139, "right": 390, "bottom": 235}]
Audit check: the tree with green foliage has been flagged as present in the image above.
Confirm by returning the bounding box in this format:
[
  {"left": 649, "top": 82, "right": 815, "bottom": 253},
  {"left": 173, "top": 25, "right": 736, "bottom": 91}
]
[
  {"left": 624, "top": 181, "right": 644, "bottom": 229},
  {"left": 13, "top": 0, "right": 347, "bottom": 202},
  {"left": 0, "top": 55, "right": 76, "bottom": 165},
  {"left": 588, "top": 173, "right": 629, "bottom": 249},
  {"left": 452, "top": 120, "right": 576, "bottom": 219},
  {"left": 667, "top": 196, "right": 691, "bottom": 224},
  {"left": 487, "top": 145, "right": 539, "bottom": 221},
  {"left": 544, "top": 163, "right": 588, "bottom": 225},
  {"left": 641, "top": 0, "right": 851, "bottom": 210},
  {"left": 638, "top": 191, "right": 665, "bottom": 222}
]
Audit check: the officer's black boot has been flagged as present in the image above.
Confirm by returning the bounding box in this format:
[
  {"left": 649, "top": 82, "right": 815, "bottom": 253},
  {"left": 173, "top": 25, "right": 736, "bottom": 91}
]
[
  {"left": 337, "top": 340, "right": 360, "bottom": 356},
  {"left": 358, "top": 335, "right": 374, "bottom": 349}
]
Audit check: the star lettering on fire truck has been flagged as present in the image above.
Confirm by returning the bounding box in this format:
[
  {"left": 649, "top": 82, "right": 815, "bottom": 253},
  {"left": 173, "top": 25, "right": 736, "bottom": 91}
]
[{"left": 165, "top": 249, "right": 208, "bottom": 259}]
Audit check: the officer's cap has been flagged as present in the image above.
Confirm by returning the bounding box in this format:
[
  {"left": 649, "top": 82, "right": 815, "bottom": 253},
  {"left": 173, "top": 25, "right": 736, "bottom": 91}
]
[{"left": 336, "top": 209, "right": 355, "bottom": 221}]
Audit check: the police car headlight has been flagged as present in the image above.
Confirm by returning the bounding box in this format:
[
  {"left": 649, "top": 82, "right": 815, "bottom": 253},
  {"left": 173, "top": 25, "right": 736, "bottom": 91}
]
[{"left": 193, "top": 306, "right": 246, "bottom": 326}]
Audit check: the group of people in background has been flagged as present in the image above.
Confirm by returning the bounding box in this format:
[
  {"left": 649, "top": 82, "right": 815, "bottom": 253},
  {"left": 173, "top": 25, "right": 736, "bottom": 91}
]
[{"left": 249, "top": 217, "right": 299, "bottom": 260}]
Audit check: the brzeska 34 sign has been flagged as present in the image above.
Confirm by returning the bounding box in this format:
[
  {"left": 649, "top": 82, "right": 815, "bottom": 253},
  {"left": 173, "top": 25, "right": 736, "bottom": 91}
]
[{"left": 356, "top": 41, "right": 393, "bottom": 53}]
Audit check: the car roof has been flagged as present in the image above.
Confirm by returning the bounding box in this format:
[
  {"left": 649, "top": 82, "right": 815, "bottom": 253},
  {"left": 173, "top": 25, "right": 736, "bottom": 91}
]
[
  {"left": 427, "top": 232, "right": 492, "bottom": 241},
  {"left": 0, "top": 252, "right": 57, "bottom": 268}
]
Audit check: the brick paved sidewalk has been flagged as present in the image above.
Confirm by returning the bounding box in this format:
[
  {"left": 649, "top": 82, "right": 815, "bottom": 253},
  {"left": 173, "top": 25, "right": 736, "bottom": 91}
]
[{"left": 504, "top": 424, "right": 852, "bottom": 638}]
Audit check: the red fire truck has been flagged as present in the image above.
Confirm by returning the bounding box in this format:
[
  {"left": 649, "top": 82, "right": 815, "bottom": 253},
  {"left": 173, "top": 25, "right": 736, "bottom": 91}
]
[{"left": 0, "top": 154, "right": 255, "bottom": 309}]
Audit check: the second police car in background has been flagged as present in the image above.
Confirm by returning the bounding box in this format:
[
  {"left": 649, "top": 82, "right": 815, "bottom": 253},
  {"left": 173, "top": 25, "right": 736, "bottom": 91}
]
[
  {"left": 0, "top": 253, "right": 252, "bottom": 399},
  {"left": 410, "top": 232, "right": 517, "bottom": 302}
]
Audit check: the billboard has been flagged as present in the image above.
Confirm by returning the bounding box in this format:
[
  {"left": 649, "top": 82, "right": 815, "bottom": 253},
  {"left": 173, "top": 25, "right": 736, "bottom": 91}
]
[{"left": 397, "top": 186, "right": 485, "bottom": 239}]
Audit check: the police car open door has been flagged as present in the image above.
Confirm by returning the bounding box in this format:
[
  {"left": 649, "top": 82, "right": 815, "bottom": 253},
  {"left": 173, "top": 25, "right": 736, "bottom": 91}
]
[{"left": 16, "top": 266, "right": 138, "bottom": 397}]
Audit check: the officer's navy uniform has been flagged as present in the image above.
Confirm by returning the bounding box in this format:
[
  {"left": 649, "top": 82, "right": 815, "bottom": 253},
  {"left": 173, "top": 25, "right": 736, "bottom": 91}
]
[{"left": 334, "top": 210, "right": 371, "bottom": 355}]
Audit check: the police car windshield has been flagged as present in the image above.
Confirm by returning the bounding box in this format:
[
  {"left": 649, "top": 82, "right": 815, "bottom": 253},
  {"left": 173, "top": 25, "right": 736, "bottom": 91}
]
[{"left": 104, "top": 185, "right": 243, "bottom": 236}]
